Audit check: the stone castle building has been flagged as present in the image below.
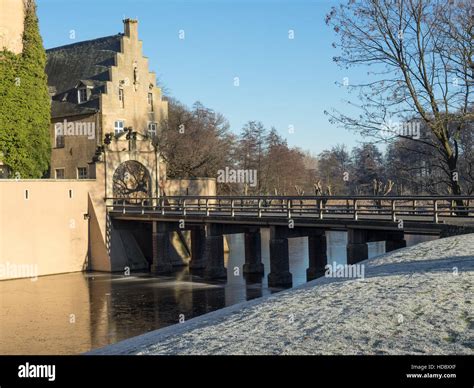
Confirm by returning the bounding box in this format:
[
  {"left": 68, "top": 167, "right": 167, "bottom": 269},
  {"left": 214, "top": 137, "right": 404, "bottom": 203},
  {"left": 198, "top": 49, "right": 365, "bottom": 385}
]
[
  {"left": 1, "top": 12, "right": 217, "bottom": 281},
  {"left": 0, "top": 0, "right": 26, "bottom": 54},
  {"left": 46, "top": 19, "right": 168, "bottom": 180}
]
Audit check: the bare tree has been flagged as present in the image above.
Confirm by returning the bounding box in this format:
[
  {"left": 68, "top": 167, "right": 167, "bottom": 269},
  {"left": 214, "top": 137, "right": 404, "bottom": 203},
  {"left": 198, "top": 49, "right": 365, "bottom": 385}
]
[
  {"left": 373, "top": 178, "right": 395, "bottom": 208},
  {"left": 260, "top": 129, "right": 308, "bottom": 195},
  {"left": 316, "top": 145, "right": 352, "bottom": 195},
  {"left": 351, "top": 143, "right": 385, "bottom": 194},
  {"left": 325, "top": 0, "right": 473, "bottom": 199},
  {"left": 157, "top": 99, "right": 232, "bottom": 179},
  {"left": 236, "top": 121, "right": 267, "bottom": 194}
]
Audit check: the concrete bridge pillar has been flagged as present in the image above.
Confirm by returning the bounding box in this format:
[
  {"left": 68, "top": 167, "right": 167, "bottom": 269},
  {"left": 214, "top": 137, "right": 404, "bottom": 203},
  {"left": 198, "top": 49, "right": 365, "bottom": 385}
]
[
  {"left": 385, "top": 231, "right": 407, "bottom": 252},
  {"left": 203, "top": 224, "right": 227, "bottom": 280},
  {"left": 151, "top": 222, "right": 173, "bottom": 274},
  {"left": 347, "top": 228, "right": 368, "bottom": 264},
  {"left": 306, "top": 233, "right": 327, "bottom": 281},
  {"left": 268, "top": 226, "right": 292, "bottom": 287},
  {"left": 243, "top": 228, "right": 264, "bottom": 275},
  {"left": 189, "top": 226, "right": 206, "bottom": 269}
]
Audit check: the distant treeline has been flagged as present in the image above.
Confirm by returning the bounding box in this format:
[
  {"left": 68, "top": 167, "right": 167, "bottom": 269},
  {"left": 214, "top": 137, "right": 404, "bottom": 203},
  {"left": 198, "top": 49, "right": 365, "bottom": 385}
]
[{"left": 158, "top": 98, "right": 473, "bottom": 196}]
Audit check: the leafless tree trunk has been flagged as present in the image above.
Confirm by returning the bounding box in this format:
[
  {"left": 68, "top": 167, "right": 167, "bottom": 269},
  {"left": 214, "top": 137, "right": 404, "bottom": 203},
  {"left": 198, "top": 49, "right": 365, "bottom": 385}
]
[{"left": 325, "top": 0, "right": 473, "bottom": 206}]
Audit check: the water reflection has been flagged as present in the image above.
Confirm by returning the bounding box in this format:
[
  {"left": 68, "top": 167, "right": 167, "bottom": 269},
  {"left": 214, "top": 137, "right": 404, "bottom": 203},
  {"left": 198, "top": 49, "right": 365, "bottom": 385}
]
[{"left": 0, "top": 230, "right": 435, "bottom": 354}]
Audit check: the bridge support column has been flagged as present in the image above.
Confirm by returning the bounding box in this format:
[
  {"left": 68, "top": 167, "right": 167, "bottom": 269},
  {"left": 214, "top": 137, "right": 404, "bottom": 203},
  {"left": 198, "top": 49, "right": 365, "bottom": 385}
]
[
  {"left": 306, "top": 233, "right": 327, "bottom": 281},
  {"left": 203, "top": 224, "right": 227, "bottom": 279},
  {"left": 243, "top": 228, "right": 264, "bottom": 274},
  {"left": 189, "top": 226, "right": 206, "bottom": 269},
  {"left": 268, "top": 226, "right": 292, "bottom": 287},
  {"left": 386, "top": 231, "right": 407, "bottom": 252},
  {"left": 347, "top": 229, "right": 368, "bottom": 264},
  {"left": 151, "top": 222, "right": 173, "bottom": 274}
]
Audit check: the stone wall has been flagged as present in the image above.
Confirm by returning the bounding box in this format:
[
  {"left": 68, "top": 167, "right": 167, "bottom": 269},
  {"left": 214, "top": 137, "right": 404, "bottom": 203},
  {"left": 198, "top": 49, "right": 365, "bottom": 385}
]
[
  {"left": 104, "top": 135, "right": 165, "bottom": 200},
  {"left": 49, "top": 113, "right": 99, "bottom": 179},
  {"left": 101, "top": 19, "right": 168, "bottom": 138},
  {"left": 48, "top": 19, "right": 168, "bottom": 180},
  {"left": 165, "top": 178, "right": 217, "bottom": 196}
]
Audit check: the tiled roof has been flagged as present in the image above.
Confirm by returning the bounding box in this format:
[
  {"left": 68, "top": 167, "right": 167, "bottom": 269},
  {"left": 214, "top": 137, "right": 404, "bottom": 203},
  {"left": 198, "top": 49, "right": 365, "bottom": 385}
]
[
  {"left": 51, "top": 100, "right": 98, "bottom": 119},
  {"left": 46, "top": 34, "right": 123, "bottom": 118}
]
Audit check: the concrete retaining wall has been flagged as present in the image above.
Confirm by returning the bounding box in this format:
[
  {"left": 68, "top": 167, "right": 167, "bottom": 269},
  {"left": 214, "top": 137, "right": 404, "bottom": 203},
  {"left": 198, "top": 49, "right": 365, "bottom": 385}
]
[{"left": 0, "top": 179, "right": 96, "bottom": 280}]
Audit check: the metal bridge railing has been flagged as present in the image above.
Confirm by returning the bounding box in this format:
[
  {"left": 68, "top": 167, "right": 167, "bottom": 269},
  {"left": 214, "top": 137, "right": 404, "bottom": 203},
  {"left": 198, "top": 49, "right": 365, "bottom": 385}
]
[{"left": 104, "top": 195, "right": 474, "bottom": 224}]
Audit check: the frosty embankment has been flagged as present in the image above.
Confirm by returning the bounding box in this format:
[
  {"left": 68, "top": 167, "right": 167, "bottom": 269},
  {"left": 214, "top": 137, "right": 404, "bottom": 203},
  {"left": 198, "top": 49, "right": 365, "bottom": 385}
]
[{"left": 89, "top": 234, "right": 474, "bottom": 355}]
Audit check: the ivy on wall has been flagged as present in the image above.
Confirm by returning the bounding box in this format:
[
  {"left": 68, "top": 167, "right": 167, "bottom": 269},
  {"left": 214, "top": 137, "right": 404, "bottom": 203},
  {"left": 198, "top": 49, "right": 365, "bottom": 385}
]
[{"left": 0, "top": 0, "right": 50, "bottom": 178}]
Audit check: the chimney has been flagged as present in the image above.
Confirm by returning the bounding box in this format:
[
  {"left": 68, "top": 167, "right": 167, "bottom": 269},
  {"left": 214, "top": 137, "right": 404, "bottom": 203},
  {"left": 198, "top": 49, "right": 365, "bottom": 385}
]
[{"left": 123, "top": 18, "right": 138, "bottom": 40}]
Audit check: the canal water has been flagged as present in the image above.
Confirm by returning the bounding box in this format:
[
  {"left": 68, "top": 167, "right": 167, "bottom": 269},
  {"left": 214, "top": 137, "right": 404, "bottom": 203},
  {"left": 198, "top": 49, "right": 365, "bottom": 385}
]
[{"left": 0, "top": 230, "right": 434, "bottom": 354}]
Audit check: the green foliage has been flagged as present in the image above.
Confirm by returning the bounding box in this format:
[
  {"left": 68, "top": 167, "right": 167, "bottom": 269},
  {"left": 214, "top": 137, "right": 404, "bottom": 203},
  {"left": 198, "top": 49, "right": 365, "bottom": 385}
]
[{"left": 0, "top": 1, "right": 50, "bottom": 178}]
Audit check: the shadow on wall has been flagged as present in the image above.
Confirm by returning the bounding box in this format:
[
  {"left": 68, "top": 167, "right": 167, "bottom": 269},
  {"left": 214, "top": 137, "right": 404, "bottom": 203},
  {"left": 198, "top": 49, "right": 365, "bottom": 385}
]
[{"left": 104, "top": 219, "right": 190, "bottom": 273}]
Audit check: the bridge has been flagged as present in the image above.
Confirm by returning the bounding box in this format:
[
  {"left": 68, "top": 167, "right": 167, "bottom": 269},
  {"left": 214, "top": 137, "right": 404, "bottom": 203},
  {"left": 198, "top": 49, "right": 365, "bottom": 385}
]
[{"left": 106, "top": 195, "right": 474, "bottom": 287}]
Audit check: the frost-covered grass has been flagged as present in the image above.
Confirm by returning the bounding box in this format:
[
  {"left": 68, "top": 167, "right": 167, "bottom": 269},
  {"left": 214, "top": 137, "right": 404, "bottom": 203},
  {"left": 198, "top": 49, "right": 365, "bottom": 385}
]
[{"left": 93, "top": 234, "right": 474, "bottom": 355}]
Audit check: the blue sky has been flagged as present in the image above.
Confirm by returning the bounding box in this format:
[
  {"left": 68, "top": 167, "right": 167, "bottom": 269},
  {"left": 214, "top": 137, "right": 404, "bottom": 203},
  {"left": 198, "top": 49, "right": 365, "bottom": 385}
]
[{"left": 36, "top": 0, "right": 365, "bottom": 155}]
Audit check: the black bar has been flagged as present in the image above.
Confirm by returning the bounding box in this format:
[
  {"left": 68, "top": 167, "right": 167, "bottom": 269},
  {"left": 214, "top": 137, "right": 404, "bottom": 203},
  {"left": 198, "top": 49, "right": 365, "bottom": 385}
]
[{"left": 0, "top": 356, "right": 471, "bottom": 386}]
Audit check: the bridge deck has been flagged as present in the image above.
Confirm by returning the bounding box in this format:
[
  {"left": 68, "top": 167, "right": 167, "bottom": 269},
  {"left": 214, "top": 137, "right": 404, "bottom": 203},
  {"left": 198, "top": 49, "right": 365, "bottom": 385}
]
[
  {"left": 105, "top": 195, "right": 474, "bottom": 286},
  {"left": 107, "top": 195, "right": 474, "bottom": 235}
]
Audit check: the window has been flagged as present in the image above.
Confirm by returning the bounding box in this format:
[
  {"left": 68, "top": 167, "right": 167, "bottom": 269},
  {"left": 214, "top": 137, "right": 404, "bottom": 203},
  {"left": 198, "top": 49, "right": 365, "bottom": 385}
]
[
  {"left": 77, "top": 167, "right": 87, "bottom": 180},
  {"left": 55, "top": 169, "right": 65, "bottom": 179},
  {"left": 54, "top": 123, "right": 64, "bottom": 148},
  {"left": 55, "top": 135, "right": 65, "bottom": 148},
  {"left": 119, "top": 88, "right": 125, "bottom": 108},
  {"left": 148, "top": 122, "right": 157, "bottom": 137},
  {"left": 78, "top": 88, "right": 87, "bottom": 104},
  {"left": 114, "top": 120, "right": 125, "bottom": 135},
  {"left": 147, "top": 92, "right": 153, "bottom": 112}
]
